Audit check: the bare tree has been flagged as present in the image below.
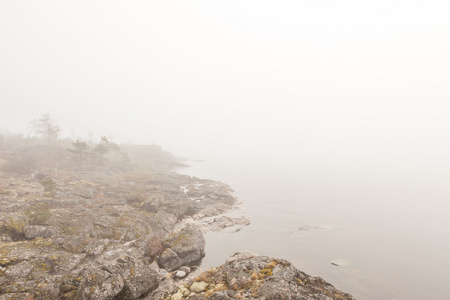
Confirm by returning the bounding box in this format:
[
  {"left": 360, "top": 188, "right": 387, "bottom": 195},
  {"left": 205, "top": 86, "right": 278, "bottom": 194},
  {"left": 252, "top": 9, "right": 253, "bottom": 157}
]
[
  {"left": 30, "top": 114, "right": 62, "bottom": 176},
  {"left": 31, "top": 114, "right": 61, "bottom": 148}
]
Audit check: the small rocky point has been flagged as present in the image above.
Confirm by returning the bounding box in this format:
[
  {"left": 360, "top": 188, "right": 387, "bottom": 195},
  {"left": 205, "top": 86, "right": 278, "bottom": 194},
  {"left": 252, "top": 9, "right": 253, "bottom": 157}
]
[{"left": 165, "top": 251, "right": 355, "bottom": 300}]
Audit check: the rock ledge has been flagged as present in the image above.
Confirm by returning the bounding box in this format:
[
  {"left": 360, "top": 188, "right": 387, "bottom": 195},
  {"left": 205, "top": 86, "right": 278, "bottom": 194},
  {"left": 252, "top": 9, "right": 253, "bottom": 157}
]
[{"left": 164, "top": 251, "right": 355, "bottom": 300}]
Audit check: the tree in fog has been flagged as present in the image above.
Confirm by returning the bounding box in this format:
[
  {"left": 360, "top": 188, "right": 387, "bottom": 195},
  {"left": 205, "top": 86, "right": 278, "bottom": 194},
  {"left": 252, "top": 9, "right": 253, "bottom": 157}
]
[
  {"left": 67, "top": 140, "right": 89, "bottom": 169},
  {"left": 0, "top": 129, "right": 5, "bottom": 150},
  {"left": 31, "top": 114, "right": 61, "bottom": 147},
  {"left": 92, "top": 136, "right": 119, "bottom": 164},
  {"left": 30, "top": 114, "right": 62, "bottom": 176}
]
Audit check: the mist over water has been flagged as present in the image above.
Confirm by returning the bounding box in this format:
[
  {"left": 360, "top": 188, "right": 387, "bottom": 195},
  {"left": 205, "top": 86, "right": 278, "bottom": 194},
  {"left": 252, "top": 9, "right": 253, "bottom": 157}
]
[
  {"left": 1, "top": 1, "right": 450, "bottom": 299},
  {"left": 180, "top": 141, "right": 450, "bottom": 300}
]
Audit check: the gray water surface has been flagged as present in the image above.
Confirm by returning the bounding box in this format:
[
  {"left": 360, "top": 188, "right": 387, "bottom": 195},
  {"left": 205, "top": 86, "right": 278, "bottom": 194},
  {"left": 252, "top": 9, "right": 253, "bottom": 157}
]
[{"left": 180, "top": 157, "right": 450, "bottom": 300}]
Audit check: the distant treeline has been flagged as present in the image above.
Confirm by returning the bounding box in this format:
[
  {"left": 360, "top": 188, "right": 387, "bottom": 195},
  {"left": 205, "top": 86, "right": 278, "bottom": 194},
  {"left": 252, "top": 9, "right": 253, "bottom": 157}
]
[{"left": 0, "top": 114, "right": 182, "bottom": 176}]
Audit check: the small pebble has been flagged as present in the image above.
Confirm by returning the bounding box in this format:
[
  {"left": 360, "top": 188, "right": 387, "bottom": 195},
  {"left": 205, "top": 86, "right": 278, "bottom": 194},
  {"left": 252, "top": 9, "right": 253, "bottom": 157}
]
[{"left": 175, "top": 270, "right": 186, "bottom": 278}]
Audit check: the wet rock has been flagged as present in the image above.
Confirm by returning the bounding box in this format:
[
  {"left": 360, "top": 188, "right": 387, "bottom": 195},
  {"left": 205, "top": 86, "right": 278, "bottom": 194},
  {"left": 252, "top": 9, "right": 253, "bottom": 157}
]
[
  {"left": 205, "top": 216, "right": 250, "bottom": 232},
  {"left": 331, "top": 259, "right": 351, "bottom": 267},
  {"left": 226, "top": 250, "right": 258, "bottom": 263},
  {"left": 290, "top": 225, "right": 328, "bottom": 236}
]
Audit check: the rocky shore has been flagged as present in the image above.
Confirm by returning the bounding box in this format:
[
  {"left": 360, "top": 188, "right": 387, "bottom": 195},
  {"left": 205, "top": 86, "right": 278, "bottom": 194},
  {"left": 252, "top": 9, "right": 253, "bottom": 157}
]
[
  {"left": 165, "top": 251, "right": 355, "bottom": 300},
  {"left": 0, "top": 169, "right": 353, "bottom": 299}
]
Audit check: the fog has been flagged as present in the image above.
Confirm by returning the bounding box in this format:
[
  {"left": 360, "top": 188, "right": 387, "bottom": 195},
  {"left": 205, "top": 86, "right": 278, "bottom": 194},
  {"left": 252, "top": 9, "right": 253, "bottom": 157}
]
[
  {"left": 1, "top": 1, "right": 450, "bottom": 299},
  {"left": 1, "top": 0, "right": 449, "bottom": 162}
]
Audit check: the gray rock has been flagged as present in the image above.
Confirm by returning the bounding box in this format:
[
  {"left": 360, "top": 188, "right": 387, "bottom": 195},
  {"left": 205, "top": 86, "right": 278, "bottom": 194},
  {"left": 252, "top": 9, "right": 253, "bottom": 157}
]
[
  {"left": 166, "top": 254, "right": 355, "bottom": 300},
  {"left": 76, "top": 267, "right": 125, "bottom": 299},
  {"left": 5, "top": 261, "right": 33, "bottom": 279},
  {"left": 94, "top": 215, "right": 116, "bottom": 228},
  {"left": 159, "top": 268, "right": 169, "bottom": 277},
  {"left": 83, "top": 238, "right": 109, "bottom": 256},
  {"left": 0, "top": 293, "right": 34, "bottom": 300},
  {"left": 207, "top": 292, "right": 233, "bottom": 300},
  {"left": 151, "top": 210, "right": 178, "bottom": 232},
  {"left": 165, "top": 226, "right": 205, "bottom": 266},
  {"left": 74, "top": 187, "right": 96, "bottom": 199},
  {"left": 225, "top": 250, "right": 258, "bottom": 263},
  {"left": 144, "top": 275, "right": 174, "bottom": 300},
  {"left": 331, "top": 259, "right": 351, "bottom": 267},
  {"left": 24, "top": 225, "right": 56, "bottom": 239},
  {"left": 53, "top": 253, "right": 87, "bottom": 274},
  {"left": 179, "top": 266, "right": 190, "bottom": 274},
  {"left": 0, "top": 166, "right": 241, "bottom": 299},
  {"left": 96, "top": 250, "right": 159, "bottom": 299},
  {"left": 174, "top": 270, "right": 186, "bottom": 278},
  {"left": 204, "top": 215, "right": 250, "bottom": 232},
  {"left": 158, "top": 248, "right": 182, "bottom": 271}
]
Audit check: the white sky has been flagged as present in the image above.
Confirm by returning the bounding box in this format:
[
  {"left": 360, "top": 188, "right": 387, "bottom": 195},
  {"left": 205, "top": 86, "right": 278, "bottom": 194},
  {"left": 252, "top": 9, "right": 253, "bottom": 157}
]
[{"left": 1, "top": 0, "right": 449, "bottom": 159}]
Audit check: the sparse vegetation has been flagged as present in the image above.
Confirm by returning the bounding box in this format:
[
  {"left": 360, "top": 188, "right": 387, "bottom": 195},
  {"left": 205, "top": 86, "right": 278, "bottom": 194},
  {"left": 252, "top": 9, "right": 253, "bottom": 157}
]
[
  {"left": 40, "top": 177, "right": 57, "bottom": 199},
  {"left": 4, "top": 213, "right": 28, "bottom": 240},
  {"left": 24, "top": 204, "right": 52, "bottom": 225},
  {"left": 145, "top": 232, "right": 165, "bottom": 260},
  {"left": 67, "top": 140, "right": 89, "bottom": 169}
]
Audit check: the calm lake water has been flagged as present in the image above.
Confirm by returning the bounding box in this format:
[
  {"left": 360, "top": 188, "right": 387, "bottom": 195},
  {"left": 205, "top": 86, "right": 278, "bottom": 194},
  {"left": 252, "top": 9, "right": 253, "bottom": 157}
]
[{"left": 179, "top": 156, "right": 450, "bottom": 300}]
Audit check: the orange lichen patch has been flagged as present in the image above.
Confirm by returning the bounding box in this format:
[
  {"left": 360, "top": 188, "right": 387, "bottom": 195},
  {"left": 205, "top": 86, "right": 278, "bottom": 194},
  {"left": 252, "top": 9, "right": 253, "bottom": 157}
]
[{"left": 265, "top": 261, "right": 277, "bottom": 269}]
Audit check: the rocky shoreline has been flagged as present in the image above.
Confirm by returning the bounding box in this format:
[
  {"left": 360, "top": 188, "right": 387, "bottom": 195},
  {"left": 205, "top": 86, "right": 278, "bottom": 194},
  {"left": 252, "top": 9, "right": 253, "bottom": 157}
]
[
  {"left": 165, "top": 251, "right": 355, "bottom": 300},
  {"left": 0, "top": 169, "right": 353, "bottom": 299}
]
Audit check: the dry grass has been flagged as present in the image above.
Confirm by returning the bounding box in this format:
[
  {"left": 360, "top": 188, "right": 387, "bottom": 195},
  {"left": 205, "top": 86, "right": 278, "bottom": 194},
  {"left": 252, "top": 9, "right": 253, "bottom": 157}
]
[
  {"left": 251, "top": 270, "right": 259, "bottom": 280},
  {"left": 145, "top": 232, "right": 165, "bottom": 259},
  {"left": 194, "top": 271, "right": 211, "bottom": 283},
  {"left": 265, "top": 261, "right": 277, "bottom": 269}
]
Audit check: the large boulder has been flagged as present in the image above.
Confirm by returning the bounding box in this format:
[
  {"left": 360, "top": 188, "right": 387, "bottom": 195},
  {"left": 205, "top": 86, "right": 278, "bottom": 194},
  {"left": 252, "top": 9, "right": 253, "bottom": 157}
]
[
  {"left": 164, "top": 226, "right": 205, "bottom": 266},
  {"left": 158, "top": 248, "right": 182, "bottom": 271},
  {"left": 94, "top": 249, "right": 160, "bottom": 299}
]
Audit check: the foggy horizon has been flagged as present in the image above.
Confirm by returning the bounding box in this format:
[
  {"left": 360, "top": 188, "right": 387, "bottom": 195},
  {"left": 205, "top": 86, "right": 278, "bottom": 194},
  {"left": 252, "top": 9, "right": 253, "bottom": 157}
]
[
  {"left": 1, "top": 1, "right": 450, "bottom": 299},
  {"left": 1, "top": 1, "right": 449, "bottom": 161}
]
